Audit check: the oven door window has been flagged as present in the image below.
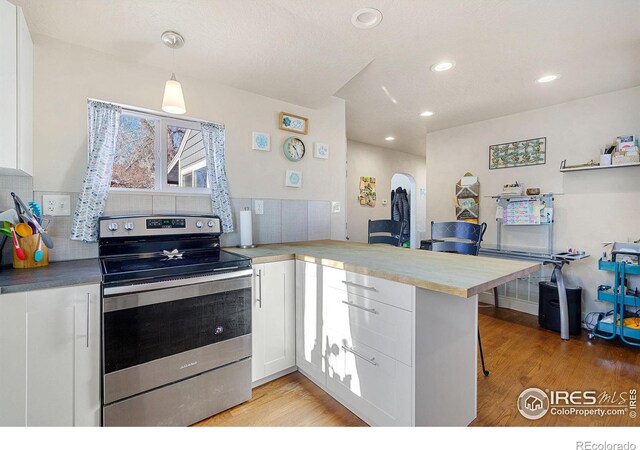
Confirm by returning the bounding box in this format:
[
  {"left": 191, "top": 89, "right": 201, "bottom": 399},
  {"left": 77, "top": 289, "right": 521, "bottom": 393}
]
[{"left": 103, "top": 277, "right": 251, "bottom": 374}]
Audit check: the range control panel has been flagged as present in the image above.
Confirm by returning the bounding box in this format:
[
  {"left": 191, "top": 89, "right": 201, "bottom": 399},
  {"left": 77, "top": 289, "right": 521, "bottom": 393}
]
[
  {"left": 146, "top": 218, "right": 186, "bottom": 229},
  {"left": 99, "top": 215, "right": 222, "bottom": 238}
]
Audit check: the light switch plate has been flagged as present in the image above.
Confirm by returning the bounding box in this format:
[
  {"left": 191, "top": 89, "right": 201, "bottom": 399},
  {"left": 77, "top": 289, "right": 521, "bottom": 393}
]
[
  {"left": 43, "top": 194, "right": 71, "bottom": 216},
  {"left": 331, "top": 201, "right": 341, "bottom": 213},
  {"left": 254, "top": 200, "right": 264, "bottom": 215}
]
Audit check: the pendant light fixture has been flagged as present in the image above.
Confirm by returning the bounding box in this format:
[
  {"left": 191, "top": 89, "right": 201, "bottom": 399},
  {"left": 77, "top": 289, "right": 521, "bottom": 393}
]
[{"left": 161, "top": 31, "right": 187, "bottom": 115}]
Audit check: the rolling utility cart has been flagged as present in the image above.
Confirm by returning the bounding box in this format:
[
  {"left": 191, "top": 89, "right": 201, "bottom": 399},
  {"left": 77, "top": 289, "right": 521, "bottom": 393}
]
[{"left": 590, "top": 243, "right": 640, "bottom": 347}]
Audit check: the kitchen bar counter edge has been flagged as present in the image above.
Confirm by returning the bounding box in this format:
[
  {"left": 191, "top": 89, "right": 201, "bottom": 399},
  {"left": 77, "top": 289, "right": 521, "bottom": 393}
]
[{"left": 231, "top": 240, "right": 540, "bottom": 298}]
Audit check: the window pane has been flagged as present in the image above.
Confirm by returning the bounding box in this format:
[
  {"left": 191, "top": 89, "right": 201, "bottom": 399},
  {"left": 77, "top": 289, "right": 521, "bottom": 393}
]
[
  {"left": 111, "top": 115, "right": 156, "bottom": 189},
  {"left": 166, "top": 125, "right": 207, "bottom": 188}
]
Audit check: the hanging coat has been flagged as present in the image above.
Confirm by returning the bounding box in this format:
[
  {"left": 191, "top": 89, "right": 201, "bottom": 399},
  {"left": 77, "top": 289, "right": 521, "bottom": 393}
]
[{"left": 391, "top": 188, "right": 410, "bottom": 243}]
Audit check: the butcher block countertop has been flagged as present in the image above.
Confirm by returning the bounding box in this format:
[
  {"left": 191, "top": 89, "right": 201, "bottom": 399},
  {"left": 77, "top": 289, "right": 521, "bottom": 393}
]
[{"left": 230, "top": 240, "right": 540, "bottom": 298}]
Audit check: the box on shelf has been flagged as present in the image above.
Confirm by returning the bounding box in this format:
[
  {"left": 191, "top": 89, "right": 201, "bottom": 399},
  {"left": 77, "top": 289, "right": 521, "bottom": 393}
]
[{"left": 612, "top": 154, "right": 640, "bottom": 165}]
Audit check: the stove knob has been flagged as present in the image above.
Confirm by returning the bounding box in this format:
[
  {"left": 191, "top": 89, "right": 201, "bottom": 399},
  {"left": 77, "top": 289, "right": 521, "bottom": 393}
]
[
  {"left": 196, "top": 220, "right": 204, "bottom": 228},
  {"left": 207, "top": 220, "right": 215, "bottom": 228},
  {"left": 124, "top": 222, "right": 134, "bottom": 231},
  {"left": 108, "top": 222, "right": 119, "bottom": 231}
]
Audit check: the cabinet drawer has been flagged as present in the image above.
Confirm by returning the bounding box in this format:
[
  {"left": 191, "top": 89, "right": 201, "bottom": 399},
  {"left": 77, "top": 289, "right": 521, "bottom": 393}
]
[
  {"left": 324, "top": 287, "right": 412, "bottom": 366},
  {"left": 326, "top": 336, "right": 412, "bottom": 426},
  {"left": 323, "top": 266, "right": 413, "bottom": 311}
]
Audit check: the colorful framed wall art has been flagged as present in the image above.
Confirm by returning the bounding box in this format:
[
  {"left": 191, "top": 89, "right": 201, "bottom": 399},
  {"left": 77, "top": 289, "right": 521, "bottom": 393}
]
[
  {"left": 279, "top": 112, "right": 308, "bottom": 135},
  {"left": 489, "top": 137, "right": 546, "bottom": 169}
]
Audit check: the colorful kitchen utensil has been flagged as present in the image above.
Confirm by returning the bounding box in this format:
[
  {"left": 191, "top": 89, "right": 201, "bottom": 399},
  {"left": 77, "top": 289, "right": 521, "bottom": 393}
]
[
  {"left": 34, "top": 234, "right": 44, "bottom": 263},
  {"left": 12, "top": 193, "right": 54, "bottom": 249},
  {"left": 0, "top": 208, "right": 19, "bottom": 225},
  {"left": 15, "top": 222, "right": 33, "bottom": 238},
  {"left": 11, "top": 227, "right": 26, "bottom": 260},
  {"left": 28, "top": 201, "right": 42, "bottom": 223}
]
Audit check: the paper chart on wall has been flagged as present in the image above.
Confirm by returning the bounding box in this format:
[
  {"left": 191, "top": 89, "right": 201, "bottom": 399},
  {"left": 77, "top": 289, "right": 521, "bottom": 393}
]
[{"left": 503, "top": 200, "right": 541, "bottom": 225}]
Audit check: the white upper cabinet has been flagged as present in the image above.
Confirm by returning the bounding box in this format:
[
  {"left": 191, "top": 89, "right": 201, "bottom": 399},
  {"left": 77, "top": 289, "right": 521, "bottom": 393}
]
[{"left": 0, "top": 0, "right": 32, "bottom": 174}]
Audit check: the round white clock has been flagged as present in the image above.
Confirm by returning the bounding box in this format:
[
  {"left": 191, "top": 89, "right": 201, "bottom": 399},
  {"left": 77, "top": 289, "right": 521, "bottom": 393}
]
[{"left": 283, "top": 136, "right": 305, "bottom": 162}]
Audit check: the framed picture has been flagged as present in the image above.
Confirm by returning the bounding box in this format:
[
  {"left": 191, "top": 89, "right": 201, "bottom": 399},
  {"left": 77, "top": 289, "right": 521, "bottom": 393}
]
[
  {"left": 252, "top": 132, "right": 270, "bottom": 151},
  {"left": 314, "top": 142, "right": 329, "bottom": 159},
  {"left": 489, "top": 137, "right": 546, "bottom": 169},
  {"left": 285, "top": 170, "right": 302, "bottom": 188},
  {"left": 279, "top": 112, "right": 308, "bottom": 135},
  {"left": 358, "top": 176, "right": 376, "bottom": 207}
]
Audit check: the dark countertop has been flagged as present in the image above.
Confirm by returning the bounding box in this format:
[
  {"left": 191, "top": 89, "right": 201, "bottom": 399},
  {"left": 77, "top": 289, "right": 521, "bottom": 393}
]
[{"left": 0, "top": 258, "right": 102, "bottom": 294}]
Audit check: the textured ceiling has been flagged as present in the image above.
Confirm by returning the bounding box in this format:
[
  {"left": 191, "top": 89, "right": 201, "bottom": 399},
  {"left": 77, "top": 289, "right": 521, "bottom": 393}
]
[{"left": 13, "top": 0, "right": 640, "bottom": 155}]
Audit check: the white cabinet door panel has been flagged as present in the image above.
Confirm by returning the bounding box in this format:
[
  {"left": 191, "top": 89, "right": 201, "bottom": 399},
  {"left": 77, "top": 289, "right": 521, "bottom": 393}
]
[
  {"left": 326, "top": 336, "right": 412, "bottom": 427},
  {"left": 26, "top": 289, "right": 76, "bottom": 426},
  {"left": 295, "top": 261, "right": 325, "bottom": 387},
  {"left": 252, "top": 261, "right": 296, "bottom": 384},
  {"left": 26, "top": 285, "right": 101, "bottom": 426},
  {"left": 16, "top": 6, "right": 32, "bottom": 175},
  {"left": 324, "top": 286, "right": 412, "bottom": 366},
  {"left": 0, "top": 0, "right": 17, "bottom": 170},
  {"left": 0, "top": 291, "right": 27, "bottom": 426},
  {"left": 323, "top": 266, "right": 413, "bottom": 311},
  {"left": 73, "top": 285, "right": 101, "bottom": 426}
]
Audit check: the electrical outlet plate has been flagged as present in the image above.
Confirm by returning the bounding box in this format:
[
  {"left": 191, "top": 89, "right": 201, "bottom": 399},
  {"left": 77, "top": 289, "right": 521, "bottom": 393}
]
[
  {"left": 42, "top": 194, "right": 71, "bottom": 216},
  {"left": 331, "top": 201, "right": 341, "bottom": 213},
  {"left": 254, "top": 200, "right": 264, "bottom": 215}
]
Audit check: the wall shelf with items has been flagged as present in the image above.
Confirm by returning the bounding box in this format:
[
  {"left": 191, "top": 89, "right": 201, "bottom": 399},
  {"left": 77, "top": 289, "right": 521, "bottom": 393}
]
[{"left": 559, "top": 160, "right": 640, "bottom": 172}]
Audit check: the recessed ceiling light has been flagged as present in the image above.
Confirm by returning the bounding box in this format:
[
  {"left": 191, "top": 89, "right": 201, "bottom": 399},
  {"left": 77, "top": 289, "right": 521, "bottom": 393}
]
[
  {"left": 430, "top": 61, "right": 455, "bottom": 72},
  {"left": 351, "top": 8, "right": 383, "bottom": 29},
  {"left": 420, "top": 111, "right": 434, "bottom": 117},
  {"left": 385, "top": 136, "right": 395, "bottom": 141},
  {"left": 536, "top": 74, "right": 559, "bottom": 83}
]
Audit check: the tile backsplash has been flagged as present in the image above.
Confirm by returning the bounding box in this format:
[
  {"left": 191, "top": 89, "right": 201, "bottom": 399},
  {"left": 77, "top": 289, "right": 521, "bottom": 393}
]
[{"left": 2, "top": 179, "right": 332, "bottom": 264}]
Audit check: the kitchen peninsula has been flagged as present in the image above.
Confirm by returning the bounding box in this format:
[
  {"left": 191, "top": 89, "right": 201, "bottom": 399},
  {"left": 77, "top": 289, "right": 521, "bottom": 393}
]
[{"left": 233, "top": 240, "right": 539, "bottom": 426}]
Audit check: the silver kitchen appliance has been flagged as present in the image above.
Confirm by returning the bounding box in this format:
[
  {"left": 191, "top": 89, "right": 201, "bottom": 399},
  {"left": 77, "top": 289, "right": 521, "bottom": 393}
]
[{"left": 98, "top": 214, "right": 252, "bottom": 426}]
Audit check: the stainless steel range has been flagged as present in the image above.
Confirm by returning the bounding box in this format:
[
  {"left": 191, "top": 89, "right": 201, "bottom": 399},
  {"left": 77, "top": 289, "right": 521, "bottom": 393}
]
[{"left": 98, "top": 214, "right": 252, "bottom": 426}]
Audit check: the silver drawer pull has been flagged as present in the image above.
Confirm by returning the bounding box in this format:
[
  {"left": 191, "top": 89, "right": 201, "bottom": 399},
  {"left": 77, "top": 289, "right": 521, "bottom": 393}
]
[
  {"left": 341, "top": 345, "right": 378, "bottom": 366},
  {"left": 341, "top": 300, "right": 378, "bottom": 315},
  {"left": 341, "top": 280, "right": 378, "bottom": 292}
]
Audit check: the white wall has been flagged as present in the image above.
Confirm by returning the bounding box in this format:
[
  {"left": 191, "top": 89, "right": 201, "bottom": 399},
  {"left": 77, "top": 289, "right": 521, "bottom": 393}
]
[
  {"left": 426, "top": 86, "right": 640, "bottom": 314},
  {"left": 347, "top": 140, "right": 426, "bottom": 244},
  {"left": 32, "top": 34, "right": 346, "bottom": 238}
]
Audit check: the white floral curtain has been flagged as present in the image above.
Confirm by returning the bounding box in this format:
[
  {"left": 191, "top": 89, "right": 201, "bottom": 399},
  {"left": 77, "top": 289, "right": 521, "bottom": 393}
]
[
  {"left": 70, "top": 100, "right": 121, "bottom": 242},
  {"left": 201, "top": 122, "right": 234, "bottom": 233}
]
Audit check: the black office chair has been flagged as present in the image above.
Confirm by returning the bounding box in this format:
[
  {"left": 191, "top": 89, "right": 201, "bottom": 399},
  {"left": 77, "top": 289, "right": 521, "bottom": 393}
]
[
  {"left": 367, "top": 219, "right": 403, "bottom": 247},
  {"left": 430, "top": 220, "right": 491, "bottom": 376}
]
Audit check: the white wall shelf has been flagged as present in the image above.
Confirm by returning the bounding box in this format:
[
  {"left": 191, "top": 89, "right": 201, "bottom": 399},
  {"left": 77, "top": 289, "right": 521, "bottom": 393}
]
[{"left": 560, "top": 162, "right": 640, "bottom": 172}]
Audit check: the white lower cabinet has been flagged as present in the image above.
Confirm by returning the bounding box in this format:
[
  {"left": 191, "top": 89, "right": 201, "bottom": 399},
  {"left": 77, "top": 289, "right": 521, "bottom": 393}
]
[
  {"left": 295, "top": 261, "right": 414, "bottom": 426},
  {"left": 252, "top": 260, "right": 296, "bottom": 384},
  {"left": 0, "top": 284, "right": 100, "bottom": 426},
  {"left": 326, "top": 335, "right": 412, "bottom": 427}
]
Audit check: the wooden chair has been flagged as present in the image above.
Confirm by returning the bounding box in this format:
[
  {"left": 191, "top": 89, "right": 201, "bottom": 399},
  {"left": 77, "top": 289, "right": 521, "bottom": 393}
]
[
  {"left": 430, "top": 220, "right": 491, "bottom": 376},
  {"left": 367, "top": 219, "right": 403, "bottom": 247}
]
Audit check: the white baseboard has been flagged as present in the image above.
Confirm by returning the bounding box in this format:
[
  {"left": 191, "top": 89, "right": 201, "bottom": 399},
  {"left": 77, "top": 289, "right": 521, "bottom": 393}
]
[
  {"left": 251, "top": 366, "right": 297, "bottom": 389},
  {"left": 479, "top": 291, "right": 538, "bottom": 316}
]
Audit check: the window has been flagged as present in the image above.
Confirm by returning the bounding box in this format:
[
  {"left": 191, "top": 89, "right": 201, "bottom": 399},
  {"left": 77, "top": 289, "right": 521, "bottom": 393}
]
[{"left": 110, "top": 111, "right": 207, "bottom": 192}]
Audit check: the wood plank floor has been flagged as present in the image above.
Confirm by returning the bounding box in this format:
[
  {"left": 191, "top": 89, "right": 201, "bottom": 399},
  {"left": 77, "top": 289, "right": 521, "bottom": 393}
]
[{"left": 195, "top": 306, "right": 640, "bottom": 427}]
